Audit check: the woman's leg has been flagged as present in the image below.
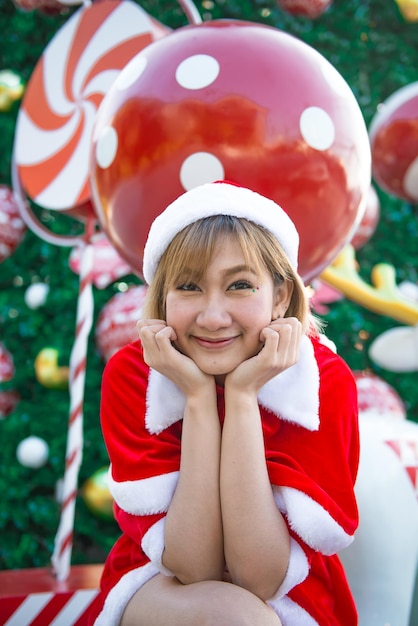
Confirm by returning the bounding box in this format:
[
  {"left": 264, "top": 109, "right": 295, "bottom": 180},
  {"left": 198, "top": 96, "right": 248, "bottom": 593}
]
[{"left": 120, "top": 574, "right": 282, "bottom": 626}]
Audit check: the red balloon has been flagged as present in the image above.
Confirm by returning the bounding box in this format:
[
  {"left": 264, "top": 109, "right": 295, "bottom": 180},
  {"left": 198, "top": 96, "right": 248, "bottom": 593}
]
[
  {"left": 350, "top": 185, "right": 380, "bottom": 249},
  {"left": 90, "top": 20, "right": 371, "bottom": 283},
  {"left": 276, "top": 0, "right": 333, "bottom": 19},
  {"left": 96, "top": 285, "right": 148, "bottom": 361},
  {"left": 369, "top": 82, "right": 418, "bottom": 203},
  {"left": 0, "top": 186, "right": 26, "bottom": 263}
]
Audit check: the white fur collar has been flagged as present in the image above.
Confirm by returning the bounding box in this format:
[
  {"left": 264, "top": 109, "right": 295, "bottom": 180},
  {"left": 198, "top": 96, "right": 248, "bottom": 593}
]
[{"left": 145, "top": 335, "right": 320, "bottom": 435}]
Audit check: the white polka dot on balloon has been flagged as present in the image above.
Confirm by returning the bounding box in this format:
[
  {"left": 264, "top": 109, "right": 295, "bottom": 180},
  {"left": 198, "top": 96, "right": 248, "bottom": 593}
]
[
  {"left": 175, "top": 54, "right": 220, "bottom": 90},
  {"left": 300, "top": 106, "right": 335, "bottom": 151},
  {"left": 16, "top": 436, "right": 49, "bottom": 469},
  {"left": 180, "top": 152, "right": 225, "bottom": 190}
]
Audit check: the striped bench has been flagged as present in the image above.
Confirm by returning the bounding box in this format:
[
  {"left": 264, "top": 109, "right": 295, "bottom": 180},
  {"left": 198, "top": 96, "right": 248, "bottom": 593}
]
[{"left": 0, "top": 565, "right": 103, "bottom": 625}]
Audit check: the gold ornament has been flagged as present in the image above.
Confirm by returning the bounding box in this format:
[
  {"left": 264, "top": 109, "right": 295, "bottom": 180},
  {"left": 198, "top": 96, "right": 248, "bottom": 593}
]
[{"left": 0, "top": 70, "right": 25, "bottom": 112}]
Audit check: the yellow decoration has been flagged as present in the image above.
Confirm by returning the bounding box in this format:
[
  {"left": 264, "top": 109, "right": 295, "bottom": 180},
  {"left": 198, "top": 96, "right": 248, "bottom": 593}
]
[
  {"left": 34, "top": 347, "right": 69, "bottom": 389},
  {"left": 82, "top": 467, "right": 114, "bottom": 521},
  {"left": 0, "top": 69, "right": 25, "bottom": 112},
  {"left": 394, "top": 0, "right": 418, "bottom": 21},
  {"left": 320, "top": 245, "right": 418, "bottom": 326}
]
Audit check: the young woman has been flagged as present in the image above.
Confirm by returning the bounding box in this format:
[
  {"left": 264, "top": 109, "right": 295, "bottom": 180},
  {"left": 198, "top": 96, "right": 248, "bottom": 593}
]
[{"left": 89, "top": 181, "right": 359, "bottom": 626}]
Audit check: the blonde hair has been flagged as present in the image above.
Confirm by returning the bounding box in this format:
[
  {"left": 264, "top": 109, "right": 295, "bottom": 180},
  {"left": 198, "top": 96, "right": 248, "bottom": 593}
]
[{"left": 143, "top": 215, "right": 320, "bottom": 336}]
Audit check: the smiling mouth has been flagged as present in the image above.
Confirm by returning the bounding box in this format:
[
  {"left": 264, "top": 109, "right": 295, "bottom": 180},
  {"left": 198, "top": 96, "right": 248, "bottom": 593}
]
[{"left": 193, "top": 336, "right": 238, "bottom": 349}]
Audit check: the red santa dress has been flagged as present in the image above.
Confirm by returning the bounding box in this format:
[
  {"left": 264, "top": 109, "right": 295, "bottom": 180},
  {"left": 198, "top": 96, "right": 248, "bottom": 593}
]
[{"left": 88, "top": 334, "right": 359, "bottom": 626}]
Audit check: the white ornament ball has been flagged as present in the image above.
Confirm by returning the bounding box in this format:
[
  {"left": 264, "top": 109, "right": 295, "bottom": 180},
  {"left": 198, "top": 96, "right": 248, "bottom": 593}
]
[
  {"left": 16, "top": 436, "right": 49, "bottom": 468},
  {"left": 24, "top": 283, "right": 50, "bottom": 309}
]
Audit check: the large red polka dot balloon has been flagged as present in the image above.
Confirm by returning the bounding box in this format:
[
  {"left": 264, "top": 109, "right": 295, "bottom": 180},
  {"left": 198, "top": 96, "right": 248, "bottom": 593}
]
[
  {"left": 90, "top": 20, "right": 371, "bottom": 283},
  {"left": 369, "top": 82, "right": 418, "bottom": 203}
]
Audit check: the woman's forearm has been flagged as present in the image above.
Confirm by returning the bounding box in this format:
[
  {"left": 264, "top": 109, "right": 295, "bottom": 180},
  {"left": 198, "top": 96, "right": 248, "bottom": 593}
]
[
  {"left": 220, "top": 390, "right": 290, "bottom": 600},
  {"left": 163, "top": 389, "right": 224, "bottom": 583}
]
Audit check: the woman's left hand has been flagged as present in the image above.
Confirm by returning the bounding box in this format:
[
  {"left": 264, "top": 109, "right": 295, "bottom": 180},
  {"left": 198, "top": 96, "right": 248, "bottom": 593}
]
[{"left": 225, "top": 317, "right": 302, "bottom": 394}]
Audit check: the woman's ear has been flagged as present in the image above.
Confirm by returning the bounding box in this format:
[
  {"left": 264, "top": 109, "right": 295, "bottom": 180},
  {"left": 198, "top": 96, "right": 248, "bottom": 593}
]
[{"left": 272, "top": 279, "right": 294, "bottom": 319}]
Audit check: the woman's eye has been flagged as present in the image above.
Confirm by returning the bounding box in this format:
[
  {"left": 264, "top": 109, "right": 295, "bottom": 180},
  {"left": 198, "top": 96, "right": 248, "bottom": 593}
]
[
  {"left": 177, "top": 282, "right": 199, "bottom": 291},
  {"left": 229, "top": 280, "right": 253, "bottom": 291}
]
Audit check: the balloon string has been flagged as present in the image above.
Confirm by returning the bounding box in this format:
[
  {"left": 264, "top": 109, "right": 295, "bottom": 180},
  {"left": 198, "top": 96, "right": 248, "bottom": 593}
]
[
  {"left": 177, "top": 0, "right": 202, "bottom": 24},
  {"left": 51, "top": 243, "right": 94, "bottom": 581}
]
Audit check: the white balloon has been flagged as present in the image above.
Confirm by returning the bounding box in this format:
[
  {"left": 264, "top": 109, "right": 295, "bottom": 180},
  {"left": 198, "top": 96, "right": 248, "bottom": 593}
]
[
  {"left": 16, "top": 436, "right": 49, "bottom": 468},
  {"left": 369, "top": 325, "right": 418, "bottom": 372}
]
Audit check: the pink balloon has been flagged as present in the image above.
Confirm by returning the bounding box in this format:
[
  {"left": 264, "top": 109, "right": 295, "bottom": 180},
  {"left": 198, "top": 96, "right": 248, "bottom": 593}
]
[
  {"left": 90, "top": 20, "right": 371, "bottom": 284},
  {"left": 369, "top": 82, "right": 418, "bottom": 203}
]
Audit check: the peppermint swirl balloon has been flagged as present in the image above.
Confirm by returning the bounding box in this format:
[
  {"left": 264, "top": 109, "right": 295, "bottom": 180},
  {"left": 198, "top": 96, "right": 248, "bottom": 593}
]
[{"left": 13, "top": 0, "right": 169, "bottom": 222}]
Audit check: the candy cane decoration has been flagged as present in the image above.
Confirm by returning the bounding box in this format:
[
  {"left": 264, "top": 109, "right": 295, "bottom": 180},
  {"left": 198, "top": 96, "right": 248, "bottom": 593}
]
[{"left": 51, "top": 241, "right": 94, "bottom": 581}]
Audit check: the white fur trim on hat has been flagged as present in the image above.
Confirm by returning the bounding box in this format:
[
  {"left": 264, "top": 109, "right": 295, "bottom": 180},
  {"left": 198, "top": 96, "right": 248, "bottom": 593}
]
[{"left": 142, "top": 182, "right": 299, "bottom": 284}]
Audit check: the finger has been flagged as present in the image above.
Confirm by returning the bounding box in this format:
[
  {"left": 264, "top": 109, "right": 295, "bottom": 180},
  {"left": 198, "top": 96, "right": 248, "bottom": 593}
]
[
  {"left": 137, "top": 318, "right": 166, "bottom": 332},
  {"left": 261, "top": 320, "right": 302, "bottom": 364},
  {"left": 155, "top": 325, "right": 177, "bottom": 343}
]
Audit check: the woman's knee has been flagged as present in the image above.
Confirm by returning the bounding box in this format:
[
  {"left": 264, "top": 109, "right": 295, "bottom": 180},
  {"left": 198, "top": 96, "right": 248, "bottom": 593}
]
[
  {"left": 121, "top": 576, "right": 281, "bottom": 626},
  {"left": 194, "top": 581, "right": 281, "bottom": 626}
]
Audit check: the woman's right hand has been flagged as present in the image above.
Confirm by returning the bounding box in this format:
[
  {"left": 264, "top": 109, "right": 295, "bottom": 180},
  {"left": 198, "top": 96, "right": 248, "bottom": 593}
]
[{"left": 137, "top": 319, "right": 215, "bottom": 397}]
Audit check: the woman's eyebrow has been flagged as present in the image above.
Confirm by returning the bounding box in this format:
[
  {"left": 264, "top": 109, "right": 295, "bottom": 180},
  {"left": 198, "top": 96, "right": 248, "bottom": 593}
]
[{"left": 222, "top": 265, "right": 257, "bottom": 277}]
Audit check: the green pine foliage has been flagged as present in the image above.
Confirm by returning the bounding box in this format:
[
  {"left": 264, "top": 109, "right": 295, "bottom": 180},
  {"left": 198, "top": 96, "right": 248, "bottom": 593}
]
[{"left": 0, "top": 0, "right": 417, "bottom": 570}]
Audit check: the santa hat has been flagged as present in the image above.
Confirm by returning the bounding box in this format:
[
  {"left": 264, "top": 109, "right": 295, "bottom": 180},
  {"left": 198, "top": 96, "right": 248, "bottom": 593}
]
[{"left": 143, "top": 181, "right": 299, "bottom": 284}]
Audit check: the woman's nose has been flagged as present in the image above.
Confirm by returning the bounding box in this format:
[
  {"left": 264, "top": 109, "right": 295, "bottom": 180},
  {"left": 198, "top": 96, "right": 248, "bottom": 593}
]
[{"left": 196, "top": 296, "right": 232, "bottom": 329}]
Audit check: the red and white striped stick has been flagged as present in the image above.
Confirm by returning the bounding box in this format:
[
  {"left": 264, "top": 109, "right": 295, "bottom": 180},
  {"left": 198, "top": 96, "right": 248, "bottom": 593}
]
[{"left": 51, "top": 242, "right": 94, "bottom": 581}]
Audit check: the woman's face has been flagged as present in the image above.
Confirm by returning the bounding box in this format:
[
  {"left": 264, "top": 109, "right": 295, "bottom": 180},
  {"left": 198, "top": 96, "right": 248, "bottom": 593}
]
[{"left": 165, "top": 236, "right": 291, "bottom": 385}]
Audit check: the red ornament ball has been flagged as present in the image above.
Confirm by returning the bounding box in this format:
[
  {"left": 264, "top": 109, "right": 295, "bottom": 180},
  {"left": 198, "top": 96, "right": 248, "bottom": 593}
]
[
  {"left": 90, "top": 20, "right": 371, "bottom": 284},
  {"left": 276, "top": 0, "right": 333, "bottom": 19},
  {"left": 11, "top": 0, "right": 68, "bottom": 15},
  {"left": 96, "top": 285, "right": 148, "bottom": 361},
  {"left": 353, "top": 371, "right": 406, "bottom": 420},
  {"left": 0, "top": 185, "right": 26, "bottom": 263},
  {"left": 0, "top": 343, "right": 20, "bottom": 418},
  {"left": 369, "top": 82, "right": 418, "bottom": 203},
  {"left": 0, "top": 342, "right": 15, "bottom": 382}
]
